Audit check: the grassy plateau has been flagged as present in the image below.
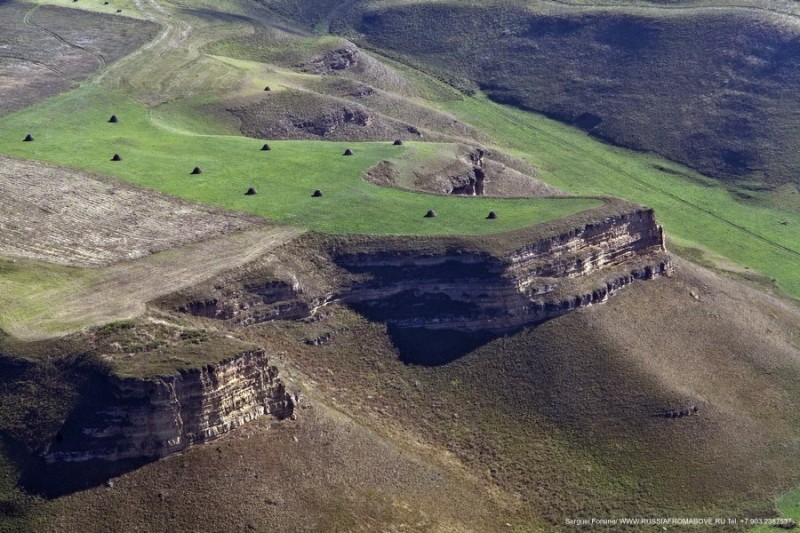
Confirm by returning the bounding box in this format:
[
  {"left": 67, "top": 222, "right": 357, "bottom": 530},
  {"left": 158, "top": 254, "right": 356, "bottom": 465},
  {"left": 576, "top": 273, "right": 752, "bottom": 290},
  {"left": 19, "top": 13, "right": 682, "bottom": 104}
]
[
  {"left": 0, "top": 85, "right": 600, "bottom": 236},
  {"left": 440, "top": 93, "right": 800, "bottom": 299}
]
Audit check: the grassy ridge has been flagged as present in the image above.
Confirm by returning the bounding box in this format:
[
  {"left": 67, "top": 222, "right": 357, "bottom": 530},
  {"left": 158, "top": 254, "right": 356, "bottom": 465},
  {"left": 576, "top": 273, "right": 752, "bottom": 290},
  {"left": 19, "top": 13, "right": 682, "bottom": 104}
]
[
  {"left": 0, "top": 85, "right": 599, "bottom": 236},
  {"left": 436, "top": 93, "right": 800, "bottom": 299},
  {"left": 0, "top": 259, "right": 95, "bottom": 337}
]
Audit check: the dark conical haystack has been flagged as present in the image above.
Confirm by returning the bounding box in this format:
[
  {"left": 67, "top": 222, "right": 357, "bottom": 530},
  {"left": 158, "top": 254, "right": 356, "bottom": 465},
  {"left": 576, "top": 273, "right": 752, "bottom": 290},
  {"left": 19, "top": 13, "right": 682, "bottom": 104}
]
[
  {"left": 23, "top": 134, "right": 33, "bottom": 142},
  {"left": 245, "top": 187, "right": 257, "bottom": 196},
  {"left": 424, "top": 209, "right": 437, "bottom": 218},
  {"left": 190, "top": 167, "right": 202, "bottom": 175},
  {"left": 312, "top": 189, "right": 323, "bottom": 197},
  {"left": 393, "top": 139, "right": 403, "bottom": 146},
  {"left": 111, "top": 154, "right": 122, "bottom": 161},
  {"left": 261, "top": 143, "right": 271, "bottom": 151},
  {"left": 343, "top": 148, "right": 354, "bottom": 156},
  {"left": 486, "top": 211, "right": 497, "bottom": 220},
  {"left": 108, "top": 115, "right": 118, "bottom": 123}
]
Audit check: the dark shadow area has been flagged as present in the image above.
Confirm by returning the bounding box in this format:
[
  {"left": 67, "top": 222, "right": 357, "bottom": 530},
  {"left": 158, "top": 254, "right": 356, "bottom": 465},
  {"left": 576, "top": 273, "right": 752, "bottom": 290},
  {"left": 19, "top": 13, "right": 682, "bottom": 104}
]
[
  {"left": 387, "top": 325, "right": 505, "bottom": 366},
  {"left": 15, "top": 446, "right": 152, "bottom": 499},
  {"left": 0, "top": 350, "right": 157, "bottom": 499},
  {"left": 0, "top": 429, "right": 152, "bottom": 501},
  {"left": 574, "top": 112, "right": 603, "bottom": 132}
]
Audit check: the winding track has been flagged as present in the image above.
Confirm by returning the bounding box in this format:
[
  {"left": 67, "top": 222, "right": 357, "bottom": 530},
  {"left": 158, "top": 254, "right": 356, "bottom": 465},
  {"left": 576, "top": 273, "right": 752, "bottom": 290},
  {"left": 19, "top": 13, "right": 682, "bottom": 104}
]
[
  {"left": 0, "top": 53, "right": 69, "bottom": 80},
  {"left": 3, "top": 226, "right": 305, "bottom": 341},
  {"left": 23, "top": 4, "right": 107, "bottom": 71}
]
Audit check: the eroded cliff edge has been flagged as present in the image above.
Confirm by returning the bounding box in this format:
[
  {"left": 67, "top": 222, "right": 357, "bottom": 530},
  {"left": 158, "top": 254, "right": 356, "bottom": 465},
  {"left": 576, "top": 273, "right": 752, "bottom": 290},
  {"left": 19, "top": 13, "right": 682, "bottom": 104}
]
[
  {"left": 167, "top": 199, "right": 672, "bottom": 338},
  {"left": 44, "top": 348, "right": 294, "bottom": 463},
  {"left": 4, "top": 199, "right": 669, "bottom": 469},
  {"left": 336, "top": 207, "right": 671, "bottom": 334}
]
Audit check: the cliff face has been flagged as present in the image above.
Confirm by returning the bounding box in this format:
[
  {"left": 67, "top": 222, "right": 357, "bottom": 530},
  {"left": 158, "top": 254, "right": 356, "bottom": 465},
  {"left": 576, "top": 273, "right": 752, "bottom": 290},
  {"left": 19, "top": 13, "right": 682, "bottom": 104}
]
[
  {"left": 335, "top": 209, "right": 671, "bottom": 333},
  {"left": 45, "top": 349, "right": 294, "bottom": 462},
  {"left": 44, "top": 206, "right": 669, "bottom": 461},
  {"left": 173, "top": 279, "right": 314, "bottom": 326}
]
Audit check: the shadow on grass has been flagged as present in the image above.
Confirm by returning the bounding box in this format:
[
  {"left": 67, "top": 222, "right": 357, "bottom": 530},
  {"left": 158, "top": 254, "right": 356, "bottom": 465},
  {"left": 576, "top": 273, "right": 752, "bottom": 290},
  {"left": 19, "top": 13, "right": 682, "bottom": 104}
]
[
  {"left": 14, "top": 447, "right": 152, "bottom": 499},
  {"left": 0, "top": 353, "right": 156, "bottom": 499}
]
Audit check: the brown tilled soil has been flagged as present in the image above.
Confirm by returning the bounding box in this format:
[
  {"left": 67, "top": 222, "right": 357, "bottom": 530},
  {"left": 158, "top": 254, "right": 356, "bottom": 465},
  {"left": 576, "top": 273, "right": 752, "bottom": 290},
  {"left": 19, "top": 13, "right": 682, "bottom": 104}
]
[
  {"left": 0, "top": 155, "right": 265, "bottom": 267},
  {"left": 0, "top": 2, "right": 158, "bottom": 116},
  {"left": 2, "top": 225, "right": 304, "bottom": 341}
]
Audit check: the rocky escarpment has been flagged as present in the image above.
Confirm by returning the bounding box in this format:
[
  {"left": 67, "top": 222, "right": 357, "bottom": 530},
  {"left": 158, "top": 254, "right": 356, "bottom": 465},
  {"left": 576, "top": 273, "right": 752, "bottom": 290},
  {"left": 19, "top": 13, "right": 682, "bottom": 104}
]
[
  {"left": 164, "top": 203, "right": 671, "bottom": 361},
  {"left": 174, "top": 279, "right": 311, "bottom": 326},
  {"left": 334, "top": 209, "right": 671, "bottom": 333},
  {"left": 45, "top": 349, "right": 294, "bottom": 462}
]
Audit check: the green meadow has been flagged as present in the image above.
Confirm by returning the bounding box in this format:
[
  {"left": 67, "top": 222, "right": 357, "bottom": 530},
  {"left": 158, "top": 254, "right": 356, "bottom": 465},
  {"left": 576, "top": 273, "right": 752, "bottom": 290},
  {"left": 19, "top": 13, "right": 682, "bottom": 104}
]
[
  {"left": 751, "top": 486, "right": 800, "bottom": 532},
  {"left": 0, "top": 86, "right": 600, "bottom": 237},
  {"left": 439, "top": 94, "right": 800, "bottom": 299}
]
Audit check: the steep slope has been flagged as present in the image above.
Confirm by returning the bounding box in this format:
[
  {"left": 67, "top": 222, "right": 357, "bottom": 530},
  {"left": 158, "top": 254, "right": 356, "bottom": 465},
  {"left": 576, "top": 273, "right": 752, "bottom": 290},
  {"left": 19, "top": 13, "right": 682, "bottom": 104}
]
[
  {"left": 240, "top": 257, "right": 800, "bottom": 528},
  {"left": 267, "top": 0, "right": 800, "bottom": 188},
  {"left": 15, "top": 244, "right": 800, "bottom": 531}
]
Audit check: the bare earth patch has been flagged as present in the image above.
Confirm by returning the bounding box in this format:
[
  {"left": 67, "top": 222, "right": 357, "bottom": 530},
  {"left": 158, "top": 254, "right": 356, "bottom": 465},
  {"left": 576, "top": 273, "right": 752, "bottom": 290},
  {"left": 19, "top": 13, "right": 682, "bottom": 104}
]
[
  {"left": 1, "top": 225, "right": 304, "bottom": 340},
  {"left": 0, "top": 1, "right": 158, "bottom": 115},
  {"left": 0, "top": 155, "right": 266, "bottom": 266}
]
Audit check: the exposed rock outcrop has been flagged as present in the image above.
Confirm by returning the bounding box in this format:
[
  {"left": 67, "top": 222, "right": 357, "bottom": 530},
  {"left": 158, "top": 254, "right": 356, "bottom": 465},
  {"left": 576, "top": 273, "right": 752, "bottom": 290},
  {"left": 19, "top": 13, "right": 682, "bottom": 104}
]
[
  {"left": 169, "top": 276, "right": 314, "bottom": 326},
  {"left": 334, "top": 209, "right": 671, "bottom": 333},
  {"left": 45, "top": 349, "right": 294, "bottom": 462},
  {"left": 363, "top": 145, "right": 564, "bottom": 197},
  {"left": 164, "top": 203, "right": 670, "bottom": 358}
]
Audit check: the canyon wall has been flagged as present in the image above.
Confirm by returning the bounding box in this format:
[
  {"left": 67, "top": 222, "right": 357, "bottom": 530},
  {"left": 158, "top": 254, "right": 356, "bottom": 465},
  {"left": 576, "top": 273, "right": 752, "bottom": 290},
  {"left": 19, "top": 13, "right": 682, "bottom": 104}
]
[
  {"left": 45, "top": 349, "right": 294, "bottom": 462},
  {"left": 334, "top": 209, "right": 671, "bottom": 333}
]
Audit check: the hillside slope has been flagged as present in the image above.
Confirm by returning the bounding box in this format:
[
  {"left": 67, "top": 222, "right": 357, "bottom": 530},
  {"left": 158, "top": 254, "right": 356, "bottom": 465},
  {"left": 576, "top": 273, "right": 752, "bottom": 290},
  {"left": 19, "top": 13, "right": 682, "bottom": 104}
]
[
  {"left": 264, "top": 0, "right": 800, "bottom": 188},
  {"left": 1, "top": 0, "right": 799, "bottom": 530},
  {"left": 12, "top": 256, "right": 798, "bottom": 531}
]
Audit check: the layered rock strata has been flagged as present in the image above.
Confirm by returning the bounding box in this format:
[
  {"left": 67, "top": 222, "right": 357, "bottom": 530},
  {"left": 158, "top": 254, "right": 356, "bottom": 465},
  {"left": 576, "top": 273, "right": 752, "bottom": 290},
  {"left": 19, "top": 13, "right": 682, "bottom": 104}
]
[
  {"left": 45, "top": 349, "right": 294, "bottom": 462},
  {"left": 334, "top": 209, "right": 671, "bottom": 333}
]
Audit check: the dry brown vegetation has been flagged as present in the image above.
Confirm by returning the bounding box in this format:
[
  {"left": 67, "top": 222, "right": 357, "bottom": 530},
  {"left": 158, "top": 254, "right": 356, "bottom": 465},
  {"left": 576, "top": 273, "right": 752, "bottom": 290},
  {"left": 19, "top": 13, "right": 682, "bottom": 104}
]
[
  {"left": 233, "top": 257, "right": 800, "bottom": 528},
  {"left": 0, "top": 155, "right": 263, "bottom": 267},
  {"left": 1, "top": 0, "right": 799, "bottom": 530},
  {"left": 1, "top": 225, "right": 303, "bottom": 341},
  {"left": 10, "top": 256, "right": 797, "bottom": 531},
  {"left": 38, "top": 403, "right": 513, "bottom": 532},
  {"left": 0, "top": 1, "right": 158, "bottom": 116}
]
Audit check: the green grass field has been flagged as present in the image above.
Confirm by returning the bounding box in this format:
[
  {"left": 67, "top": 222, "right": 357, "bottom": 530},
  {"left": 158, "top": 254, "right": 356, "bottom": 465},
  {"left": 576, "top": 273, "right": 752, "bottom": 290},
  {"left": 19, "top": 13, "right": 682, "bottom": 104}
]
[
  {"left": 437, "top": 93, "right": 800, "bottom": 299},
  {"left": 750, "top": 486, "right": 800, "bottom": 531},
  {"left": 0, "top": 85, "right": 600, "bottom": 236},
  {"left": 0, "top": 259, "right": 95, "bottom": 338}
]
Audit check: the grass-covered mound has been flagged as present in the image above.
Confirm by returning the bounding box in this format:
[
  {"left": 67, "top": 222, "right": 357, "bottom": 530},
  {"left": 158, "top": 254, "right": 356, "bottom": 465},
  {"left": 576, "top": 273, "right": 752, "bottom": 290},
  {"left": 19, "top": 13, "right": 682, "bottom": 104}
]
[{"left": 0, "top": 85, "right": 600, "bottom": 236}]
